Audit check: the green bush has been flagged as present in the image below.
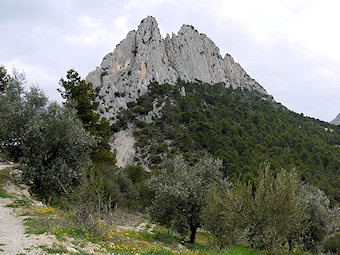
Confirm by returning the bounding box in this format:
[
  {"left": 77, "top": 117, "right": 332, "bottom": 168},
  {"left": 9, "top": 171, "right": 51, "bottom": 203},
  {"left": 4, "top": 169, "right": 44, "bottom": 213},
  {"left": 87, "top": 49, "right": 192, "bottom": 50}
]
[
  {"left": 323, "top": 233, "right": 340, "bottom": 254},
  {"left": 21, "top": 103, "right": 94, "bottom": 194},
  {"left": 123, "top": 165, "right": 147, "bottom": 183},
  {"left": 202, "top": 163, "right": 308, "bottom": 253},
  {"left": 59, "top": 69, "right": 115, "bottom": 166},
  {"left": 148, "top": 155, "right": 223, "bottom": 244},
  {"left": 298, "top": 183, "right": 332, "bottom": 252},
  {"left": 67, "top": 167, "right": 113, "bottom": 228}
]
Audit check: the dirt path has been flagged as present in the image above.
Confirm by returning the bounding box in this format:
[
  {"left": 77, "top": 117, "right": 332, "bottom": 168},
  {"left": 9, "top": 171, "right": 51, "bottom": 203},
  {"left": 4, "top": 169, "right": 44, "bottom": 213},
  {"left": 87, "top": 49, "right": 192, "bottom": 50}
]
[
  {"left": 0, "top": 200, "right": 38, "bottom": 254},
  {"left": 0, "top": 163, "right": 42, "bottom": 255},
  {"left": 0, "top": 163, "right": 110, "bottom": 255}
]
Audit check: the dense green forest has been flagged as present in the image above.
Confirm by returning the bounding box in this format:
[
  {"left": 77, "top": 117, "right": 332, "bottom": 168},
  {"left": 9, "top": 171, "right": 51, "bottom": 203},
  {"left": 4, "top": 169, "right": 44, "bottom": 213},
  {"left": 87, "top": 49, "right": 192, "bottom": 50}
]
[{"left": 113, "top": 80, "right": 340, "bottom": 204}]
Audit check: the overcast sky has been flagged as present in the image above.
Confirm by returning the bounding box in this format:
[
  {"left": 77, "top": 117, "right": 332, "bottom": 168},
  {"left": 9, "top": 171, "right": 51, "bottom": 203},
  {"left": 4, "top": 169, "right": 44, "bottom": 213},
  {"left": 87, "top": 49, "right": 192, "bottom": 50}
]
[{"left": 1, "top": 0, "right": 339, "bottom": 122}]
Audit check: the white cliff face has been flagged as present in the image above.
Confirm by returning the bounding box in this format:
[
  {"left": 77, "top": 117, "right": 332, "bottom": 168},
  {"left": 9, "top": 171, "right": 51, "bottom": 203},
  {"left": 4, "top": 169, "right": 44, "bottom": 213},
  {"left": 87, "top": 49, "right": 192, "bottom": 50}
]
[
  {"left": 86, "top": 16, "right": 268, "bottom": 121},
  {"left": 111, "top": 127, "right": 136, "bottom": 167}
]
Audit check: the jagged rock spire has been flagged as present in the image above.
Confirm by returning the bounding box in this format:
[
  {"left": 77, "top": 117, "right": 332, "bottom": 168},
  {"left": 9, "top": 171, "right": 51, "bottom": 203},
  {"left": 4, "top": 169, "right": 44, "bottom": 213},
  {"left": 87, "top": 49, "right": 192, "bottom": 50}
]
[
  {"left": 330, "top": 113, "right": 340, "bottom": 125},
  {"left": 86, "top": 16, "right": 268, "bottom": 121}
]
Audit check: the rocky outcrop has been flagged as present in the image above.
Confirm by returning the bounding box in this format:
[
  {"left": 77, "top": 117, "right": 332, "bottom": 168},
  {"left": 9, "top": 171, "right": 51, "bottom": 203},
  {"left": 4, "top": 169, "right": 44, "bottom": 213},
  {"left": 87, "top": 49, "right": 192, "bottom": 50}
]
[
  {"left": 111, "top": 126, "right": 136, "bottom": 167},
  {"left": 86, "top": 16, "right": 268, "bottom": 122},
  {"left": 330, "top": 113, "right": 340, "bottom": 125}
]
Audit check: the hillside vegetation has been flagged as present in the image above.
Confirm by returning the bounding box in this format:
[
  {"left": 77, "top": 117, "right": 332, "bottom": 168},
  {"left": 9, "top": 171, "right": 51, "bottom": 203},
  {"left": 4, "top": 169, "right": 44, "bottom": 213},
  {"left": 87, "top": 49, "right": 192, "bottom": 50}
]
[
  {"left": 114, "top": 81, "right": 340, "bottom": 204},
  {"left": 1, "top": 66, "right": 339, "bottom": 254}
]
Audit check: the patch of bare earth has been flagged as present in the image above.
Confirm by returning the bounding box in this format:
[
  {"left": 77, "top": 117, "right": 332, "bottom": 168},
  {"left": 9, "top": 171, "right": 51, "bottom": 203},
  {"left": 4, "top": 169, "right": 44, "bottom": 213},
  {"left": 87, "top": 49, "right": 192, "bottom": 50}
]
[{"left": 0, "top": 164, "right": 45, "bottom": 254}]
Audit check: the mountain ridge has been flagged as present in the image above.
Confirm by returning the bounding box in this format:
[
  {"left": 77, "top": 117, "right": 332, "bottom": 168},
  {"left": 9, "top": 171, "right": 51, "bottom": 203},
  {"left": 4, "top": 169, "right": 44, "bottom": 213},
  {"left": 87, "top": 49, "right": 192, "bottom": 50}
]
[
  {"left": 330, "top": 113, "right": 340, "bottom": 125},
  {"left": 82, "top": 16, "right": 340, "bottom": 203},
  {"left": 86, "top": 16, "right": 269, "bottom": 121}
]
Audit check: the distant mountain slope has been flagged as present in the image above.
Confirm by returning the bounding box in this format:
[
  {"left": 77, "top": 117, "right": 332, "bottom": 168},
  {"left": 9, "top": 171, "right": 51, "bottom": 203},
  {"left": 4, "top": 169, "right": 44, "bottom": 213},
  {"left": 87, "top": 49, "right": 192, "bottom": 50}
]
[
  {"left": 86, "top": 16, "right": 340, "bottom": 204},
  {"left": 330, "top": 113, "right": 340, "bottom": 125},
  {"left": 86, "top": 16, "right": 269, "bottom": 121},
  {"left": 111, "top": 81, "right": 340, "bottom": 204}
]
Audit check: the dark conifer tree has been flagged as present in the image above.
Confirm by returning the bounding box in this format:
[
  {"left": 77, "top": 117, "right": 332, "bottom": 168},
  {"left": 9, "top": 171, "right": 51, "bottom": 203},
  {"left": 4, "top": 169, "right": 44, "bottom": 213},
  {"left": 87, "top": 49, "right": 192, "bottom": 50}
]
[{"left": 59, "top": 69, "right": 116, "bottom": 165}]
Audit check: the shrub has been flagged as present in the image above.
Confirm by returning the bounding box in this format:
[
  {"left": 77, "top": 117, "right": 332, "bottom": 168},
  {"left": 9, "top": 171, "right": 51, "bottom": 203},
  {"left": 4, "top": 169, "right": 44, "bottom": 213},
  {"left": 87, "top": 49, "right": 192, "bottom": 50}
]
[
  {"left": 21, "top": 103, "right": 95, "bottom": 194},
  {"left": 66, "top": 167, "right": 114, "bottom": 228},
  {"left": 323, "top": 233, "right": 340, "bottom": 254},
  {"left": 148, "top": 155, "right": 223, "bottom": 244},
  {"left": 202, "top": 181, "right": 252, "bottom": 247},
  {"left": 202, "top": 163, "right": 308, "bottom": 253},
  {"left": 297, "top": 183, "right": 332, "bottom": 252}
]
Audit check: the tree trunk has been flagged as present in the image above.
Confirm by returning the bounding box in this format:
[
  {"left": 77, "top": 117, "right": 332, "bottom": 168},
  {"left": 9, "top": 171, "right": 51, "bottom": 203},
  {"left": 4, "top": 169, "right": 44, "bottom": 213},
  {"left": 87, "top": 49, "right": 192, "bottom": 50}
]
[
  {"left": 189, "top": 224, "right": 198, "bottom": 244},
  {"left": 288, "top": 239, "right": 293, "bottom": 252}
]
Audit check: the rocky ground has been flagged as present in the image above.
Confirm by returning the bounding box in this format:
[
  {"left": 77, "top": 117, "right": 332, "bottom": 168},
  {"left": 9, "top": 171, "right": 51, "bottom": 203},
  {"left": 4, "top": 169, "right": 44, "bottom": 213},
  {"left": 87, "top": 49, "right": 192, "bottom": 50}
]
[
  {"left": 0, "top": 163, "right": 42, "bottom": 254},
  {"left": 0, "top": 162, "right": 158, "bottom": 255},
  {"left": 0, "top": 163, "right": 85, "bottom": 255}
]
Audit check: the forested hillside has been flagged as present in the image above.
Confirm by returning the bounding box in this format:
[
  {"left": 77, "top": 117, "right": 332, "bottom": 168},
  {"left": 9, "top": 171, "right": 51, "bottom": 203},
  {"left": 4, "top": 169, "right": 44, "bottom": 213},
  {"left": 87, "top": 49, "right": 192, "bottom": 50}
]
[
  {"left": 113, "top": 80, "right": 340, "bottom": 204},
  {"left": 1, "top": 66, "right": 338, "bottom": 254}
]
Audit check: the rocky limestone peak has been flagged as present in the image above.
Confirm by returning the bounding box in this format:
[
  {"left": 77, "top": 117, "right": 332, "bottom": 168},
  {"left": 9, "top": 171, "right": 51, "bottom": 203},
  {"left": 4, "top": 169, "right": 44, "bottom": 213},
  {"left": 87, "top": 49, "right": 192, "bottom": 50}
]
[
  {"left": 86, "top": 16, "right": 269, "bottom": 121},
  {"left": 330, "top": 113, "right": 340, "bottom": 125},
  {"left": 178, "top": 24, "right": 199, "bottom": 36},
  {"left": 137, "top": 16, "right": 161, "bottom": 43}
]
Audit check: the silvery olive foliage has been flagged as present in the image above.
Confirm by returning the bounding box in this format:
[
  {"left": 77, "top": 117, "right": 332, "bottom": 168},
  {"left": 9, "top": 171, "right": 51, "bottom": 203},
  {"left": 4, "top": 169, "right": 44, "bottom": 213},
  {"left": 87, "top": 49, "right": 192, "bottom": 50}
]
[
  {"left": 21, "top": 102, "right": 95, "bottom": 193},
  {"left": 148, "top": 155, "right": 223, "bottom": 244},
  {"left": 0, "top": 69, "right": 42, "bottom": 160},
  {"left": 297, "top": 183, "right": 332, "bottom": 252},
  {"left": 202, "top": 163, "right": 309, "bottom": 253},
  {"left": 0, "top": 65, "right": 10, "bottom": 92},
  {"left": 0, "top": 66, "right": 95, "bottom": 194},
  {"left": 249, "top": 165, "right": 308, "bottom": 252},
  {"left": 201, "top": 181, "right": 253, "bottom": 247}
]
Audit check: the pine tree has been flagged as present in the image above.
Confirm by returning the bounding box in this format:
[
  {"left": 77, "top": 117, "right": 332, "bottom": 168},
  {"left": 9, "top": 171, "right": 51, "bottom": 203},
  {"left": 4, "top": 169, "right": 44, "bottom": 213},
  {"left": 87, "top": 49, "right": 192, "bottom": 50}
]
[{"left": 58, "top": 69, "right": 116, "bottom": 165}]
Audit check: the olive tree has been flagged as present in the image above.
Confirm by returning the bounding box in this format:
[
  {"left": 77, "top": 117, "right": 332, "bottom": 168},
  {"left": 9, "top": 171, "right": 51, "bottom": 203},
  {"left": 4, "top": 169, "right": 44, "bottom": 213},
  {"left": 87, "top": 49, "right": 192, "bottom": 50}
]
[
  {"left": 202, "top": 163, "right": 308, "bottom": 253},
  {"left": 202, "top": 181, "right": 253, "bottom": 247},
  {"left": 0, "top": 65, "right": 10, "bottom": 92},
  {"left": 297, "top": 183, "right": 332, "bottom": 253},
  {"left": 0, "top": 66, "right": 95, "bottom": 194},
  {"left": 148, "top": 155, "right": 223, "bottom": 244},
  {"left": 0, "top": 69, "right": 25, "bottom": 159},
  {"left": 21, "top": 102, "right": 95, "bottom": 194},
  {"left": 249, "top": 165, "right": 308, "bottom": 253},
  {"left": 0, "top": 68, "right": 48, "bottom": 161}
]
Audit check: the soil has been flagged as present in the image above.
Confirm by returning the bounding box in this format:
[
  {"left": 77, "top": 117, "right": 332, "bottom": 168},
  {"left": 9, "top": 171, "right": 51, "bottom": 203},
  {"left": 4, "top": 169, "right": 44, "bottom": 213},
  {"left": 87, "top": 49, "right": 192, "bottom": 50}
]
[{"left": 0, "top": 163, "right": 48, "bottom": 254}]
